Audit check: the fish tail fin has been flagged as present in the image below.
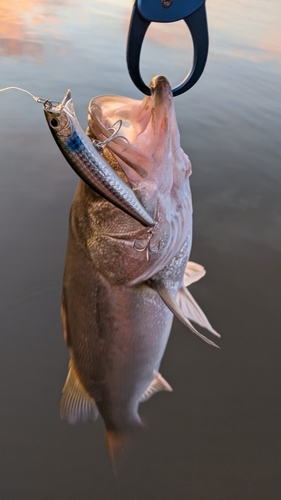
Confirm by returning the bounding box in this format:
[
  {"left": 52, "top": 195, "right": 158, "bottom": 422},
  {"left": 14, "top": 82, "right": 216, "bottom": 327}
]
[{"left": 105, "top": 429, "right": 131, "bottom": 473}]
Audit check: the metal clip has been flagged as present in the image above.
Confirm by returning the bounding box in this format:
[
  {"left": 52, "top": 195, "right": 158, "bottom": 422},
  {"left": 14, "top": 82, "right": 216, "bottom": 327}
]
[
  {"left": 0, "top": 86, "right": 60, "bottom": 107},
  {"left": 39, "top": 98, "right": 60, "bottom": 108}
]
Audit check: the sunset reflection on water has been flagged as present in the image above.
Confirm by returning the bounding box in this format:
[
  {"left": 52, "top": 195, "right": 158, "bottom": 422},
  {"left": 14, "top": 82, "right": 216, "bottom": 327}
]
[
  {"left": 0, "top": 0, "right": 280, "bottom": 66},
  {"left": 209, "top": 0, "right": 281, "bottom": 65},
  {"left": 0, "top": 0, "right": 65, "bottom": 60}
]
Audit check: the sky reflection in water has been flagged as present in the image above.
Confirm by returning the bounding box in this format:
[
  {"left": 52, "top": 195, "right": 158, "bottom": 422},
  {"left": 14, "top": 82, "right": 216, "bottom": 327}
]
[{"left": 0, "top": 0, "right": 280, "bottom": 66}]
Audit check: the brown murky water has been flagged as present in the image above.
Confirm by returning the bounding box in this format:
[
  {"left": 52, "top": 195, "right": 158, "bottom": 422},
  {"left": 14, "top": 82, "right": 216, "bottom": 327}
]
[{"left": 0, "top": 1, "right": 280, "bottom": 498}]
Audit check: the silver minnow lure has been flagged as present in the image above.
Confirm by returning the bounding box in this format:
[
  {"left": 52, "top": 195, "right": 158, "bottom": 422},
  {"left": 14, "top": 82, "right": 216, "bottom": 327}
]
[
  {"left": 43, "top": 90, "right": 154, "bottom": 227},
  {"left": 60, "top": 76, "right": 220, "bottom": 460}
]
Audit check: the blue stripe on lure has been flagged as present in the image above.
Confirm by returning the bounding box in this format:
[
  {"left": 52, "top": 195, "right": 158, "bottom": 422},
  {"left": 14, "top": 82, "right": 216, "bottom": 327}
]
[
  {"left": 66, "top": 132, "right": 84, "bottom": 153},
  {"left": 43, "top": 90, "right": 154, "bottom": 228}
]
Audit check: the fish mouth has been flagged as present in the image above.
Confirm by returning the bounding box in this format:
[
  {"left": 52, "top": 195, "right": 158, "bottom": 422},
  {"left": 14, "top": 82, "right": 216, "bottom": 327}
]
[
  {"left": 149, "top": 76, "right": 173, "bottom": 136},
  {"left": 87, "top": 75, "right": 175, "bottom": 185},
  {"left": 149, "top": 75, "right": 173, "bottom": 108}
]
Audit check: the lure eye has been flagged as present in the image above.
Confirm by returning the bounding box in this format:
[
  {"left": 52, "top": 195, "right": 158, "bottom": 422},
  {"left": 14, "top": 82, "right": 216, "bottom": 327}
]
[{"left": 50, "top": 117, "right": 59, "bottom": 128}]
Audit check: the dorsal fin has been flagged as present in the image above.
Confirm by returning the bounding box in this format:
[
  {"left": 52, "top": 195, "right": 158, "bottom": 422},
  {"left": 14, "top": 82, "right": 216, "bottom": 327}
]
[
  {"left": 150, "top": 280, "right": 220, "bottom": 348},
  {"left": 60, "top": 358, "right": 99, "bottom": 424},
  {"left": 140, "top": 372, "right": 172, "bottom": 403}
]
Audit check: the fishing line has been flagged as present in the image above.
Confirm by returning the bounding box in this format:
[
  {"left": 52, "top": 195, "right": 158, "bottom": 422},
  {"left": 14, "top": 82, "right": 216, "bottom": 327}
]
[
  {"left": 0, "top": 86, "right": 59, "bottom": 106},
  {"left": 0, "top": 86, "right": 129, "bottom": 147}
]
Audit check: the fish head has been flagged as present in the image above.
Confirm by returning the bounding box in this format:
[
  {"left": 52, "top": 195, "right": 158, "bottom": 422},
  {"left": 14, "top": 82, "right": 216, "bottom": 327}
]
[
  {"left": 43, "top": 89, "right": 75, "bottom": 138},
  {"left": 83, "top": 76, "right": 192, "bottom": 285},
  {"left": 88, "top": 75, "right": 187, "bottom": 185}
]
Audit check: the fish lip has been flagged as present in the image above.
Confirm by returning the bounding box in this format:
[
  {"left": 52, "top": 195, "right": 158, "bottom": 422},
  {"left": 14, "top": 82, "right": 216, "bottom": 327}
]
[
  {"left": 149, "top": 75, "right": 173, "bottom": 106},
  {"left": 149, "top": 75, "right": 171, "bottom": 91}
]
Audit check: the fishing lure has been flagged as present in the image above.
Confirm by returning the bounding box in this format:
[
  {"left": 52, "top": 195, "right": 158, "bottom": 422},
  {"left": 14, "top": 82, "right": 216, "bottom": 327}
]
[{"left": 0, "top": 86, "right": 154, "bottom": 227}]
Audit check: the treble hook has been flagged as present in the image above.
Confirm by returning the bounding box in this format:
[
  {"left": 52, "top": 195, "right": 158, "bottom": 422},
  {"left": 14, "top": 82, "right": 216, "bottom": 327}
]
[
  {"left": 93, "top": 119, "right": 130, "bottom": 153},
  {"left": 133, "top": 228, "right": 154, "bottom": 261}
]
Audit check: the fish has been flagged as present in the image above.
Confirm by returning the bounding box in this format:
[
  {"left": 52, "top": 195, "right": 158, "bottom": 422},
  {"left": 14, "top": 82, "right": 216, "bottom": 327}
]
[{"left": 50, "top": 75, "right": 220, "bottom": 460}]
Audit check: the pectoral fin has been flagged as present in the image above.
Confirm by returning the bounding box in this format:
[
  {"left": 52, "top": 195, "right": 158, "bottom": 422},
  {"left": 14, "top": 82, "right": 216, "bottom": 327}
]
[
  {"left": 140, "top": 372, "right": 172, "bottom": 403},
  {"left": 150, "top": 280, "right": 220, "bottom": 348},
  {"left": 176, "top": 286, "right": 220, "bottom": 338},
  {"left": 60, "top": 358, "right": 99, "bottom": 424}
]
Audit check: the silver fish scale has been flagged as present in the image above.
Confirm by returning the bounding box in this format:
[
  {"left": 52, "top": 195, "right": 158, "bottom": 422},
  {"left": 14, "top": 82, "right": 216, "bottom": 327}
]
[{"left": 58, "top": 126, "right": 154, "bottom": 228}]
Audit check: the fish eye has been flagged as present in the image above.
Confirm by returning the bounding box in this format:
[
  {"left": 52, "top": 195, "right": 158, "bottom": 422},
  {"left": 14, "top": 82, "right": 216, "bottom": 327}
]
[{"left": 50, "top": 117, "right": 59, "bottom": 128}]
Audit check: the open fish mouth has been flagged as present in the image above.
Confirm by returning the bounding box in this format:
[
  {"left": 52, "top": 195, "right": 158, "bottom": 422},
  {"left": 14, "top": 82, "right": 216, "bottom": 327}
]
[
  {"left": 43, "top": 76, "right": 179, "bottom": 229},
  {"left": 87, "top": 75, "right": 178, "bottom": 187},
  {"left": 85, "top": 74, "right": 192, "bottom": 283}
]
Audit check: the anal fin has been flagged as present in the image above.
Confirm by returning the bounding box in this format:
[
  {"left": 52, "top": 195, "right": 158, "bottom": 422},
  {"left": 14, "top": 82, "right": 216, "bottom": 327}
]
[
  {"left": 140, "top": 372, "right": 172, "bottom": 403},
  {"left": 60, "top": 357, "right": 99, "bottom": 424}
]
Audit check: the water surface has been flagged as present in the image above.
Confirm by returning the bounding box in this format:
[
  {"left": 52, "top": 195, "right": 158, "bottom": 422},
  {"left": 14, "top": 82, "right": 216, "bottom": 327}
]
[{"left": 0, "top": 1, "right": 280, "bottom": 499}]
